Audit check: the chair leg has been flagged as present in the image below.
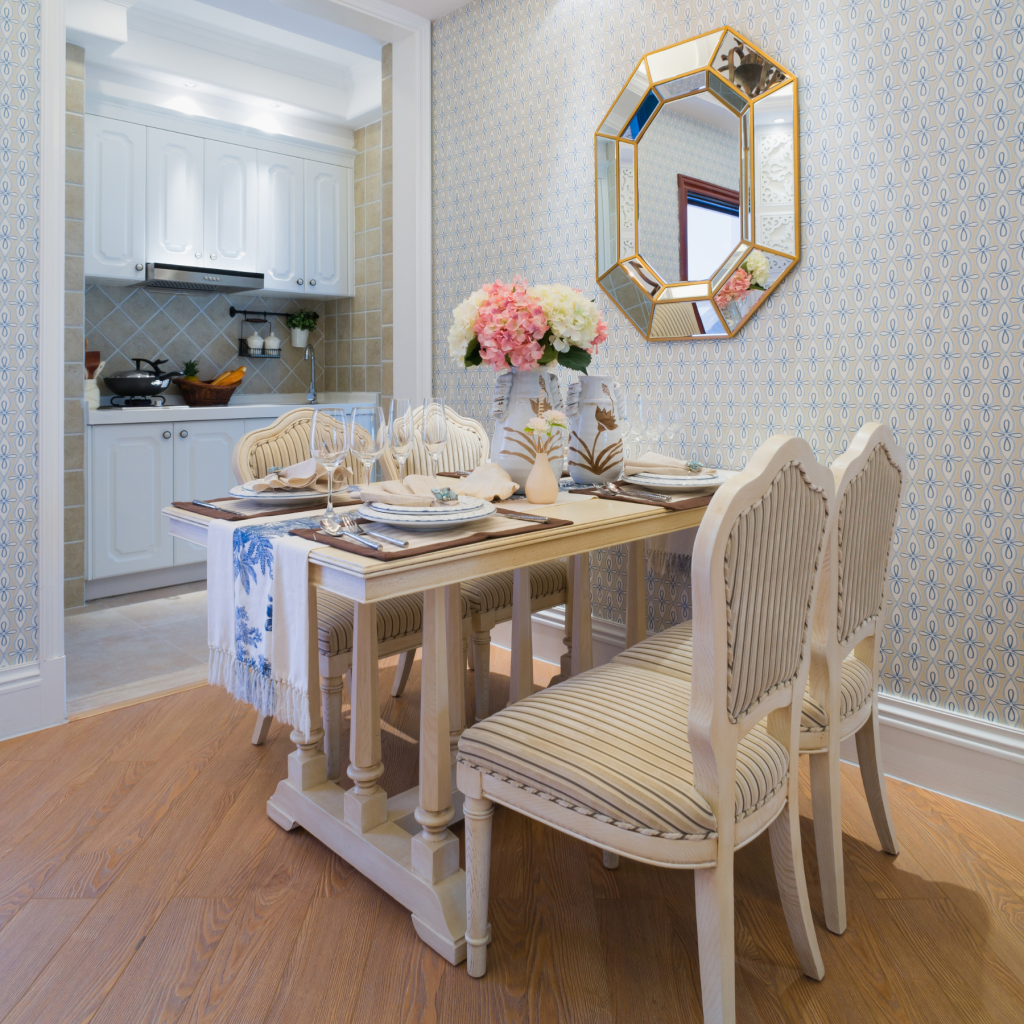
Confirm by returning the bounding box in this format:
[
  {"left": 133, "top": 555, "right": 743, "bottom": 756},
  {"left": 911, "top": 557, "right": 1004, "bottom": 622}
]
[
  {"left": 809, "top": 744, "right": 847, "bottom": 934},
  {"left": 471, "top": 630, "right": 491, "bottom": 721},
  {"left": 391, "top": 650, "right": 415, "bottom": 698},
  {"left": 694, "top": 851, "right": 736, "bottom": 1024},
  {"left": 855, "top": 704, "right": 899, "bottom": 856},
  {"left": 252, "top": 713, "right": 273, "bottom": 745},
  {"left": 768, "top": 794, "right": 826, "bottom": 981},
  {"left": 464, "top": 793, "right": 494, "bottom": 978},
  {"left": 602, "top": 850, "right": 620, "bottom": 870}
]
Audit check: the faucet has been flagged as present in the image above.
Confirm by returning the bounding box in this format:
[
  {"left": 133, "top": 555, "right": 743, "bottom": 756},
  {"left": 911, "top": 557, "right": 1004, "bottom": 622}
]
[{"left": 304, "top": 345, "right": 317, "bottom": 404}]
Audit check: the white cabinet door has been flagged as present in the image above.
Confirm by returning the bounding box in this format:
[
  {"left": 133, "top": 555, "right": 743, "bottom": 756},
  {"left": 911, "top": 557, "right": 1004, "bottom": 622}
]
[
  {"left": 243, "top": 417, "right": 279, "bottom": 435},
  {"left": 147, "top": 128, "right": 205, "bottom": 267},
  {"left": 304, "top": 160, "right": 353, "bottom": 297},
  {"left": 172, "top": 419, "right": 246, "bottom": 565},
  {"left": 257, "top": 152, "right": 304, "bottom": 294},
  {"left": 84, "top": 115, "right": 146, "bottom": 283},
  {"left": 205, "top": 141, "right": 258, "bottom": 273},
  {"left": 90, "top": 423, "right": 174, "bottom": 579}
]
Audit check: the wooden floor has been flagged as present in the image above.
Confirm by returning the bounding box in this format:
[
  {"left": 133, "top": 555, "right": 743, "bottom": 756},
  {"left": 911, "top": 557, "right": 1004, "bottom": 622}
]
[{"left": 2, "top": 649, "right": 1023, "bottom": 1024}]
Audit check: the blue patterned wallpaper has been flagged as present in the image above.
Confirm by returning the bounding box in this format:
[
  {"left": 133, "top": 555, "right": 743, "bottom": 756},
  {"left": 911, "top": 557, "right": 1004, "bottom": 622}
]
[
  {"left": 0, "top": 0, "right": 39, "bottom": 667},
  {"left": 432, "top": 0, "right": 1024, "bottom": 729}
]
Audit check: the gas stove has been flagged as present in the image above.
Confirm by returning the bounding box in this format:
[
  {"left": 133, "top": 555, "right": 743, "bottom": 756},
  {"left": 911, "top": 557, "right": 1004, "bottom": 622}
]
[{"left": 109, "top": 395, "right": 167, "bottom": 408}]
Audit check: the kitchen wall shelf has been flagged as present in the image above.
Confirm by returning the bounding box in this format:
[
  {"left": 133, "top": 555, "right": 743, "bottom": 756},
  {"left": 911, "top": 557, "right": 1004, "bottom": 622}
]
[{"left": 238, "top": 341, "right": 283, "bottom": 359}]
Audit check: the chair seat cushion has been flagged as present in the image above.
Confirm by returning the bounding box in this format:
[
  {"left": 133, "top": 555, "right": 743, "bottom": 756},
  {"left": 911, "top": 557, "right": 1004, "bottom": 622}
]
[
  {"left": 317, "top": 591, "right": 423, "bottom": 657},
  {"left": 457, "top": 662, "right": 789, "bottom": 840},
  {"left": 614, "top": 621, "right": 875, "bottom": 734},
  {"left": 461, "top": 560, "right": 567, "bottom": 617}
]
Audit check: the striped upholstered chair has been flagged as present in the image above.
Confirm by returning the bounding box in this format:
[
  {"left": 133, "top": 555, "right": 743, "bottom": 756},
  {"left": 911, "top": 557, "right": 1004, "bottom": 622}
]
[
  {"left": 458, "top": 436, "right": 832, "bottom": 1023},
  {"left": 232, "top": 408, "right": 471, "bottom": 779},
  {"left": 380, "top": 406, "right": 569, "bottom": 719}
]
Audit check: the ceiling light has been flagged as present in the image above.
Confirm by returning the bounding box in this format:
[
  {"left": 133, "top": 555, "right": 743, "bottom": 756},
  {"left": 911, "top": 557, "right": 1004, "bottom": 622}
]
[
  {"left": 249, "top": 112, "right": 282, "bottom": 134},
  {"left": 774, "top": 117, "right": 784, "bottom": 123},
  {"left": 268, "top": 102, "right": 280, "bottom": 109},
  {"left": 167, "top": 95, "right": 202, "bottom": 116},
  {"left": 183, "top": 81, "right": 197, "bottom": 88}
]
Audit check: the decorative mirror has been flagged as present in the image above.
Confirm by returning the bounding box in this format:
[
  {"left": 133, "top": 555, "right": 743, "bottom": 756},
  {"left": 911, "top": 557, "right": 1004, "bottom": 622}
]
[{"left": 595, "top": 27, "right": 799, "bottom": 341}]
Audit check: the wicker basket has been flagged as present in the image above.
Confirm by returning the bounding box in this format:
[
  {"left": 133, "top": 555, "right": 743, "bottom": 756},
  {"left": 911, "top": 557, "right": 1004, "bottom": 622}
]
[{"left": 178, "top": 378, "right": 241, "bottom": 407}]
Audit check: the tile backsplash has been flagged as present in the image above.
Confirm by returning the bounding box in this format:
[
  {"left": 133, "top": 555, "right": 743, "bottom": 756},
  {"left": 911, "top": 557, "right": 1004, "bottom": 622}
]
[{"left": 85, "top": 286, "right": 327, "bottom": 399}]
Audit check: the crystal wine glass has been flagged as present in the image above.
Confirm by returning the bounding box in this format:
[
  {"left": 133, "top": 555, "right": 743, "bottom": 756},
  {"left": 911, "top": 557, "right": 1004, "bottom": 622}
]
[
  {"left": 388, "top": 398, "right": 415, "bottom": 480},
  {"left": 349, "top": 405, "right": 387, "bottom": 484},
  {"left": 310, "top": 407, "right": 350, "bottom": 535},
  {"left": 421, "top": 398, "right": 449, "bottom": 477}
]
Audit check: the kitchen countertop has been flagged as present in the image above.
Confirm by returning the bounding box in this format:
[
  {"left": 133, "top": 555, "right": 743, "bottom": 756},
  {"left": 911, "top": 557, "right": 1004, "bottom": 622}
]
[{"left": 87, "top": 392, "right": 379, "bottom": 426}]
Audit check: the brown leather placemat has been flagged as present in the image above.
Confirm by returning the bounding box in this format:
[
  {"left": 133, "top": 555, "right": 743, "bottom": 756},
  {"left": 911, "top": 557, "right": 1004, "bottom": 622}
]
[
  {"left": 571, "top": 489, "right": 715, "bottom": 512},
  {"left": 171, "top": 497, "right": 336, "bottom": 522},
  {"left": 291, "top": 515, "right": 573, "bottom": 561}
]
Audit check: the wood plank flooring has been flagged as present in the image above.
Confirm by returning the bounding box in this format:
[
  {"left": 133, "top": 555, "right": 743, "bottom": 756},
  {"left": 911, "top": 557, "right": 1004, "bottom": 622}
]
[{"left": 2, "top": 648, "right": 1023, "bottom": 1023}]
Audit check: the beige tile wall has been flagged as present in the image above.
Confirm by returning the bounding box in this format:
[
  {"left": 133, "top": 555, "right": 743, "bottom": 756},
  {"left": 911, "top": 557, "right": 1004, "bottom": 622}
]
[{"left": 65, "top": 44, "right": 85, "bottom": 609}]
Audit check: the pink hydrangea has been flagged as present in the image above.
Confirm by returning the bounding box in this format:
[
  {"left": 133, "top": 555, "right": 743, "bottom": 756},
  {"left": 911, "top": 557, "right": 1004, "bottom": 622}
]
[
  {"left": 473, "top": 279, "right": 549, "bottom": 371},
  {"left": 715, "top": 267, "right": 752, "bottom": 308}
]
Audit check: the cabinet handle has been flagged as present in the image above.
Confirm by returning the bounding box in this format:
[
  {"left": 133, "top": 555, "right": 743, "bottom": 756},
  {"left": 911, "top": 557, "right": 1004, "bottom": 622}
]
[
  {"left": 296, "top": 278, "right": 303, "bottom": 286},
  {"left": 209, "top": 253, "right": 217, "bottom": 260},
  {"left": 179, "top": 429, "right": 188, "bottom": 438},
  {"left": 135, "top": 263, "right": 144, "bottom": 272},
  {"left": 195, "top": 252, "right": 202, "bottom": 260},
  {"left": 162, "top": 430, "right": 171, "bottom": 439},
  {"left": 309, "top": 279, "right": 316, "bottom": 286}
]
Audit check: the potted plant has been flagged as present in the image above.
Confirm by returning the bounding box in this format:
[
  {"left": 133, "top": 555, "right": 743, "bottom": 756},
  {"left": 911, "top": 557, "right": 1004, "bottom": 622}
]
[{"left": 286, "top": 309, "right": 319, "bottom": 348}]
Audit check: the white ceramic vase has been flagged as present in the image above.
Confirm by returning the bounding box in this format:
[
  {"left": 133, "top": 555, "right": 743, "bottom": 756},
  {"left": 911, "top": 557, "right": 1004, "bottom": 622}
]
[
  {"left": 290, "top": 327, "right": 310, "bottom": 349},
  {"left": 566, "top": 375, "right": 625, "bottom": 484},
  {"left": 489, "top": 368, "right": 565, "bottom": 492}
]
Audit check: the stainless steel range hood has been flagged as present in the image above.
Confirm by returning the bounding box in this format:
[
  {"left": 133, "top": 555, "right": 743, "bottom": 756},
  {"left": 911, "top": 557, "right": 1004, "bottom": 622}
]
[{"left": 144, "top": 263, "right": 264, "bottom": 294}]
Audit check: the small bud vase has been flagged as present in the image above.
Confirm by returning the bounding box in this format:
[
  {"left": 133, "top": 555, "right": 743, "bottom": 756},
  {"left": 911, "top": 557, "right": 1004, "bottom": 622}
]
[{"left": 525, "top": 449, "right": 559, "bottom": 505}]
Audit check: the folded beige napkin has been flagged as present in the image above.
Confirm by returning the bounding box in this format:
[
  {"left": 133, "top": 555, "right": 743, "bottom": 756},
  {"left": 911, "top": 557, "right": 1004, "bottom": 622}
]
[
  {"left": 249, "top": 458, "right": 352, "bottom": 493},
  {"left": 623, "top": 453, "right": 713, "bottom": 478},
  {"left": 359, "top": 464, "right": 517, "bottom": 506}
]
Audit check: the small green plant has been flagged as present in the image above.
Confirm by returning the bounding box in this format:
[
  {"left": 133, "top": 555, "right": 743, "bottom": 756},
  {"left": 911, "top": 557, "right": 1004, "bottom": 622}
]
[{"left": 286, "top": 309, "right": 319, "bottom": 331}]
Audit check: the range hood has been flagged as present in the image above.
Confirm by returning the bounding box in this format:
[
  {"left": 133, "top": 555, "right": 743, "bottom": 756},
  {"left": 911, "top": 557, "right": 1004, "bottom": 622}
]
[{"left": 144, "top": 263, "right": 263, "bottom": 294}]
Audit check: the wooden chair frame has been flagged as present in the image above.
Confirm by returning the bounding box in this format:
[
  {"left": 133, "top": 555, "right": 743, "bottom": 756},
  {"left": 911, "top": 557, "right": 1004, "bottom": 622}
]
[
  {"left": 802, "top": 422, "right": 905, "bottom": 935},
  {"left": 458, "top": 435, "right": 834, "bottom": 1023}
]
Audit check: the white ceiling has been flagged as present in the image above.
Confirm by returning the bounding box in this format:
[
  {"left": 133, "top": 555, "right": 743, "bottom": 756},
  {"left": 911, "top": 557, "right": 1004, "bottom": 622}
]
[
  {"left": 658, "top": 90, "right": 740, "bottom": 135},
  {"left": 379, "top": 0, "right": 472, "bottom": 20}
]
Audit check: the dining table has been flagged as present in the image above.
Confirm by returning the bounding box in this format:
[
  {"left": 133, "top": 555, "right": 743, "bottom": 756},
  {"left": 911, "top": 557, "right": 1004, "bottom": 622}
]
[{"left": 162, "top": 490, "right": 711, "bottom": 964}]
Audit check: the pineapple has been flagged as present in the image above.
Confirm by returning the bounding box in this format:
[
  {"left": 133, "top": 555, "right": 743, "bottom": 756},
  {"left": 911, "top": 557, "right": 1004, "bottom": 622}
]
[{"left": 182, "top": 359, "right": 199, "bottom": 381}]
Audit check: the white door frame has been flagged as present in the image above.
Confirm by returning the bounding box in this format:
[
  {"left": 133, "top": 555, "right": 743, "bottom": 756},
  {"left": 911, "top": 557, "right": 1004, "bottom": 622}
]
[{"left": 7, "top": 0, "right": 432, "bottom": 741}]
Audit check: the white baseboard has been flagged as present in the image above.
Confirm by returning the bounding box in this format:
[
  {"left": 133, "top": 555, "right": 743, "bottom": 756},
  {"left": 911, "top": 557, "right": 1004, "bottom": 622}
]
[
  {"left": 494, "top": 608, "right": 1024, "bottom": 822},
  {"left": 84, "top": 563, "right": 207, "bottom": 602},
  {"left": 0, "top": 656, "right": 67, "bottom": 742}
]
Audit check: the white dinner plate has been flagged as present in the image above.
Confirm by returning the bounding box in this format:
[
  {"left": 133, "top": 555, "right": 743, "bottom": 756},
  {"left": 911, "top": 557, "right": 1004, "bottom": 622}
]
[
  {"left": 621, "top": 469, "right": 738, "bottom": 493},
  {"left": 229, "top": 484, "right": 325, "bottom": 503},
  {"left": 357, "top": 500, "right": 496, "bottom": 531},
  {"left": 368, "top": 495, "right": 488, "bottom": 515}
]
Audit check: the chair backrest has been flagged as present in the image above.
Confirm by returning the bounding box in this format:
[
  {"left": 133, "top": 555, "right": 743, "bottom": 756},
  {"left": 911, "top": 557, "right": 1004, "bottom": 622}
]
[
  {"left": 829, "top": 422, "right": 904, "bottom": 649},
  {"left": 232, "top": 407, "right": 372, "bottom": 485},
  {"left": 688, "top": 436, "right": 833, "bottom": 820},
  {"left": 379, "top": 406, "right": 489, "bottom": 480}
]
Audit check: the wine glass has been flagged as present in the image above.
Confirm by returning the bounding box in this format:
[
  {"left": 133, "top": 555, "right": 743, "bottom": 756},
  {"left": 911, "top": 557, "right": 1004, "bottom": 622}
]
[
  {"left": 348, "top": 405, "right": 387, "bottom": 483},
  {"left": 310, "top": 407, "right": 350, "bottom": 535},
  {"left": 421, "top": 398, "right": 449, "bottom": 477},
  {"left": 388, "top": 398, "right": 415, "bottom": 480}
]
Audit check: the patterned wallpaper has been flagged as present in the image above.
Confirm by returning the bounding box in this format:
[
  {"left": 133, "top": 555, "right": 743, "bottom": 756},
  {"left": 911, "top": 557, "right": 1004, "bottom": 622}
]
[
  {"left": 639, "top": 104, "right": 739, "bottom": 282},
  {"left": 0, "top": 0, "right": 39, "bottom": 667},
  {"left": 432, "top": 0, "right": 1024, "bottom": 730}
]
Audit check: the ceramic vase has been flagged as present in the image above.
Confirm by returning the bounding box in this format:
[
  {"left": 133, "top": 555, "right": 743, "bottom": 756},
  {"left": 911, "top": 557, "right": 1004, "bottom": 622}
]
[
  {"left": 290, "top": 327, "right": 310, "bottom": 349},
  {"left": 525, "top": 450, "right": 559, "bottom": 504},
  {"left": 566, "top": 375, "right": 625, "bottom": 485},
  {"left": 489, "top": 368, "right": 565, "bottom": 492}
]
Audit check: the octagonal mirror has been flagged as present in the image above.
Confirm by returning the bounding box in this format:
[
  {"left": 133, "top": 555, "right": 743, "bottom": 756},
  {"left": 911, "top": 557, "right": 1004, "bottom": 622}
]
[{"left": 595, "top": 27, "right": 799, "bottom": 341}]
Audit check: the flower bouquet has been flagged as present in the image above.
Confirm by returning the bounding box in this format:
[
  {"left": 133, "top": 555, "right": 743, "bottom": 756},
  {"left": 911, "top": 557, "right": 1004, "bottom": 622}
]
[
  {"left": 715, "top": 250, "right": 770, "bottom": 308},
  {"left": 448, "top": 278, "right": 608, "bottom": 374}
]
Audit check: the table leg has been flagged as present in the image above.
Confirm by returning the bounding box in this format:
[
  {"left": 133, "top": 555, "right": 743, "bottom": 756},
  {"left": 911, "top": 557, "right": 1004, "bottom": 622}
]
[
  {"left": 508, "top": 567, "right": 533, "bottom": 703},
  {"left": 344, "top": 599, "right": 387, "bottom": 832},
  {"left": 625, "top": 539, "right": 646, "bottom": 649},
  {"left": 286, "top": 582, "right": 326, "bottom": 794},
  {"left": 550, "top": 560, "right": 573, "bottom": 684},
  {"left": 413, "top": 584, "right": 461, "bottom": 884},
  {"left": 447, "top": 584, "right": 465, "bottom": 759},
  {"left": 570, "top": 554, "right": 593, "bottom": 676}
]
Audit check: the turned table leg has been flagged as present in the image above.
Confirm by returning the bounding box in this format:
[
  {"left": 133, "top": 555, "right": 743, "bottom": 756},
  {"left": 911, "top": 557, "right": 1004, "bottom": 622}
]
[{"left": 287, "top": 582, "right": 327, "bottom": 792}]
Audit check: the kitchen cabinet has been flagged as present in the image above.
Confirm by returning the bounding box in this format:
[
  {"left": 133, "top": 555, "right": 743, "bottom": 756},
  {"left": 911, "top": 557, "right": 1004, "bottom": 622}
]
[
  {"left": 257, "top": 152, "right": 305, "bottom": 295},
  {"left": 172, "top": 419, "right": 246, "bottom": 565},
  {"left": 147, "top": 128, "right": 205, "bottom": 267},
  {"left": 205, "top": 140, "right": 258, "bottom": 272},
  {"left": 304, "top": 160, "right": 354, "bottom": 298},
  {"left": 84, "top": 116, "right": 147, "bottom": 283},
  {"left": 90, "top": 422, "right": 175, "bottom": 579}
]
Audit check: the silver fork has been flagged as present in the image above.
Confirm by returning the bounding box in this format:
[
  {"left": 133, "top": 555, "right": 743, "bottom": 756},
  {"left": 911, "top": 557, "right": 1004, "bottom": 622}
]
[{"left": 337, "top": 513, "right": 409, "bottom": 549}]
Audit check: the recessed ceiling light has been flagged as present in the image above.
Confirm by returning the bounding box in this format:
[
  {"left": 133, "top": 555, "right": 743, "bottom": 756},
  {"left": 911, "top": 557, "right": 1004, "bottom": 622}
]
[
  {"left": 183, "top": 81, "right": 197, "bottom": 88},
  {"left": 268, "top": 102, "right": 280, "bottom": 109},
  {"left": 774, "top": 117, "right": 784, "bottom": 123}
]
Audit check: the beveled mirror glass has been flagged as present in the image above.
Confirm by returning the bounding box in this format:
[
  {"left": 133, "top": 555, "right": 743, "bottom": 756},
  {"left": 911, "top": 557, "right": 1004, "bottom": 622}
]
[{"left": 595, "top": 27, "right": 799, "bottom": 340}]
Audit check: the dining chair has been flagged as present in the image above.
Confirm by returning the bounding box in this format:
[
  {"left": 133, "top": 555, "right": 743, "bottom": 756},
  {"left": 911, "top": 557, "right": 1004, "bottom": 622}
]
[
  {"left": 231, "top": 408, "right": 472, "bottom": 777},
  {"left": 458, "top": 435, "right": 833, "bottom": 1023},
  {"left": 380, "top": 405, "right": 570, "bottom": 719}
]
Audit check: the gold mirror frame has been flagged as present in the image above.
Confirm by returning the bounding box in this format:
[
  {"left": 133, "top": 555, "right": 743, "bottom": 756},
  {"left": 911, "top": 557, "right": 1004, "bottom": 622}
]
[{"left": 595, "top": 27, "right": 799, "bottom": 341}]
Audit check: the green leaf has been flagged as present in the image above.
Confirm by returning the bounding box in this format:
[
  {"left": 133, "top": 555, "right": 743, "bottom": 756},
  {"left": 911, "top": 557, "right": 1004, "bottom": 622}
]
[
  {"left": 538, "top": 344, "right": 558, "bottom": 364},
  {"left": 463, "top": 338, "right": 482, "bottom": 367},
  {"left": 556, "top": 347, "right": 591, "bottom": 373}
]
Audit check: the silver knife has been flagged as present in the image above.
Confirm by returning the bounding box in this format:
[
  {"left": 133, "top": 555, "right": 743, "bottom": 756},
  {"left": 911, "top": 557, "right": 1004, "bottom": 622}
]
[
  {"left": 496, "top": 510, "right": 551, "bottom": 523},
  {"left": 617, "top": 487, "right": 679, "bottom": 504},
  {"left": 359, "top": 525, "right": 410, "bottom": 547},
  {"left": 340, "top": 530, "right": 382, "bottom": 550},
  {"left": 192, "top": 499, "right": 223, "bottom": 511}
]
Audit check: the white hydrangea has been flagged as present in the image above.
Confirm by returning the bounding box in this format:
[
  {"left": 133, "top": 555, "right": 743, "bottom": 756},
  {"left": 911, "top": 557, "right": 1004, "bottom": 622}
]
[
  {"left": 447, "top": 289, "right": 487, "bottom": 359},
  {"left": 529, "top": 284, "right": 603, "bottom": 351},
  {"left": 743, "top": 250, "right": 770, "bottom": 288}
]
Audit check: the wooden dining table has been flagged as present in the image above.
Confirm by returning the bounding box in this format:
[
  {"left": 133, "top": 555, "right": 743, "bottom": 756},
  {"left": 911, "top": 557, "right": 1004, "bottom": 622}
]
[{"left": 163, "top": 493, "right": 710, "bottom": 964}]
